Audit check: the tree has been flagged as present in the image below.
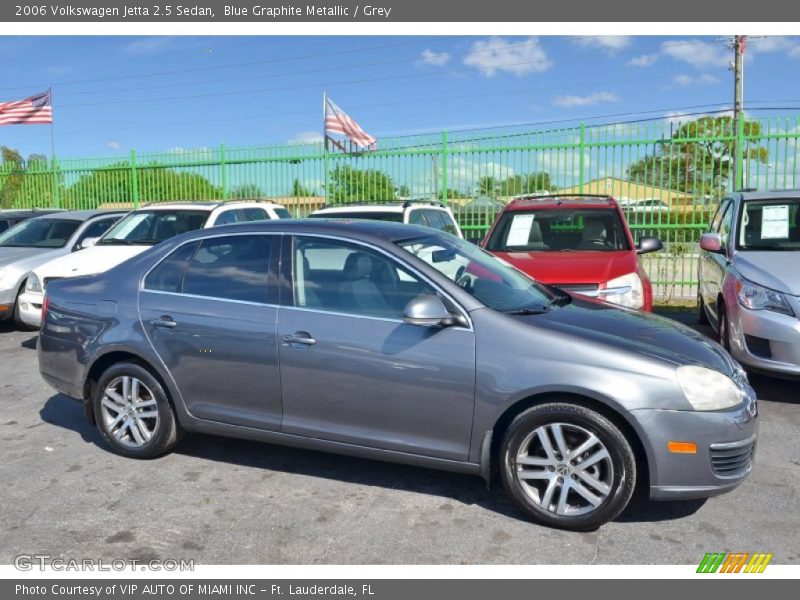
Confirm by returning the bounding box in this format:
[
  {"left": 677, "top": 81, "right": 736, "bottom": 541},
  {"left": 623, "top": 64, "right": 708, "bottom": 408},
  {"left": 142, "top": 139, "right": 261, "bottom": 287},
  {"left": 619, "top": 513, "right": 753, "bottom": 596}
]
[
  {"left": 395, "top": 184, "right": 411, "bottom": 198},
  {"left": 496, "top": 172, "right": 552, "bottom": 197},
  {"left": 63, "top": 161, "right": 222, "bottom": 209},
  {"left": 291, "top": 179, "right": 314, "bottom": 197},
  {"left": 0, "top": 147, "right": 59, "bottom": 209},
  {"left": 230, "top": 183, "right": 264, "bottom": 199},
  {"left": 327, "top": 166, "right": 396, "bottom": 203},
  {"left": 627, "top": 116, "right": 768, "bottom": 199},
  {"left": 476, "top": 175, "right": 498, "bottom": 197}
]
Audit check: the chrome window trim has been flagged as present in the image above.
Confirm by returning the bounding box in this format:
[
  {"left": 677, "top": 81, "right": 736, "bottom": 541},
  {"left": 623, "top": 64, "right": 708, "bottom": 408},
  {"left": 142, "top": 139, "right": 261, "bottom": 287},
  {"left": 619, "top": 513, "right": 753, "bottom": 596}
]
[
  {"left": 140, "top": 288, "right": 280, "bottom": 309},
  {"left": 290, "top": 232, "right": 474, "bottom": 331}
]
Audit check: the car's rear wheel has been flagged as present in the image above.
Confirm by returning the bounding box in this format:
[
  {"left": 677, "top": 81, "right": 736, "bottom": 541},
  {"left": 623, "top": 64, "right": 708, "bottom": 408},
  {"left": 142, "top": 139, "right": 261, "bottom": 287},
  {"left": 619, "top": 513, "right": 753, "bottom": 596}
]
[
  {"left": 697, "top": 292, "right": 709, "bottom": 326},
  {"left": 93, "top": 362, "right": 179, "bottom": 459},
  {"left": 500, "top": 402, "right": 636, "bottom": 531}
]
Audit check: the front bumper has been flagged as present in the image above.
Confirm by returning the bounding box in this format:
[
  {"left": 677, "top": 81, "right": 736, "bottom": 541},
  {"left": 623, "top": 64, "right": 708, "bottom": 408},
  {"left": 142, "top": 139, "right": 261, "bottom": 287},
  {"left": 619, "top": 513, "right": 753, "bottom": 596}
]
[
  {"left": 725, "top": 298, "right": 800, "bottom": 378},
  {"left": 17, "top": 290, "right": 43, "bottom": 328},
  {"left": 631, "top": 391, "right": 758, "bottom": 501},
  {"left": 0, "top": 285, "right": 18, "bottom": 321}
]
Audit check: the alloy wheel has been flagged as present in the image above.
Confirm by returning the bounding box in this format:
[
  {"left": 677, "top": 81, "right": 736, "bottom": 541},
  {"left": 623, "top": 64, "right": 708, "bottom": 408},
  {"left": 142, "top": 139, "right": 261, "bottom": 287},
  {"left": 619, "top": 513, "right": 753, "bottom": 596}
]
[
  {"left": 514, "top": 422, "right": 614, "bottom": 516},
  {"left": 100, "top": 376, "right": 160, "bottom": 449}
]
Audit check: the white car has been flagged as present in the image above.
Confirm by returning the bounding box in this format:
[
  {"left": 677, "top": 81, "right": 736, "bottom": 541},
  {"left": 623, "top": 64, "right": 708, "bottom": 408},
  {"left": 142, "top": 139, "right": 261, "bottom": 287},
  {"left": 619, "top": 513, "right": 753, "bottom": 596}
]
[
  {"left": 18, "top": 200, "right": 289, "bottom": 327},
  {"left": 0, "top": 210, "right": 124, "bottom": 328},
  {"left": 309, "top": 201, "right": 463, "bottom": 238}
]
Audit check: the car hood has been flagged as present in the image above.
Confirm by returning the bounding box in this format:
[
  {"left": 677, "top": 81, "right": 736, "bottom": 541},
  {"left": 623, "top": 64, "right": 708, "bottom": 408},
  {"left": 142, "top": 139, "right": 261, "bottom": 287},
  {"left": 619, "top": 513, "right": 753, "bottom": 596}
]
[
  {"left": 735, "top": 251, "right": 800, "bottom": 296},
  {"left": 492, "top": 250, "right": 636, "bottom": 284},
  {"left": 516, "top": 296, "right": 736, "bottom": 374},
  {"left": 32, "top": 245, "right": 147, "bottom": 279},
  {"left": 0, "top": 246, "right": 48, "bottom": 267}
]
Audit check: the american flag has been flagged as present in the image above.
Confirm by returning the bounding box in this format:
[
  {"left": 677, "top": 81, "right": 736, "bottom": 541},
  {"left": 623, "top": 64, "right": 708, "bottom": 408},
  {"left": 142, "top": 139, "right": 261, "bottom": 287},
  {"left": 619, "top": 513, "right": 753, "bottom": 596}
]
[
  {"left": 324, "top": 95, "right": 376, "bottom": 149},
  {"left": 0, "top": 90, "right": 53, "bottom": 126}
]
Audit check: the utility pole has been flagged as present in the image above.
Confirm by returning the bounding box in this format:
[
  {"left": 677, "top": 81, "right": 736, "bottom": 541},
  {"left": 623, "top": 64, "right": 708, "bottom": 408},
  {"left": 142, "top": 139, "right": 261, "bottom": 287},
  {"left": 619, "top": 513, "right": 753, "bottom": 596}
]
[{"left": 732, "top": 35, "right": 746, "bottom": 191}]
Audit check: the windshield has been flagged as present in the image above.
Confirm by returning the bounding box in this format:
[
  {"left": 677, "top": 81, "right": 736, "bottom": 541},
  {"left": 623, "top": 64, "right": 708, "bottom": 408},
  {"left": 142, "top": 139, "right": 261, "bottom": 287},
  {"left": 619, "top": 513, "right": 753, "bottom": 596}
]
[
  {"left": 98, "top": 210, "right": 208, "bottom": 246},
  {"left": 0, "top": 218, "right": 80, "bottom": 248},
  {"left": 485, "top": 208, "right": 630, "bottom": 252},
  {"left": 737, "top": 198, "right": 800, "bottom": 251},
  {"left": 310, "top": 211, "right": 404, "bottom": 223},
  {"left": 396, "top": 234, "right": 559, "bottom": 313}
]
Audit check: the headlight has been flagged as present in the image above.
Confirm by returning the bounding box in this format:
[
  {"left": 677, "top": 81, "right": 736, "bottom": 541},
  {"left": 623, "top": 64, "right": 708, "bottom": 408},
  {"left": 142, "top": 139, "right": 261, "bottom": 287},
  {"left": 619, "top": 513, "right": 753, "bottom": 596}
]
[
  {"left": 676, "top": 365, "right": 744, "bottom": 411},
  {"left": 735, "top": 279, "right": 793, "bottom": 316},
  {"left": 25, "top": 273, "right": 42, "bottom": 293},
  {"left": 602, "top": 272, "right": 644, "bottom": 309}
]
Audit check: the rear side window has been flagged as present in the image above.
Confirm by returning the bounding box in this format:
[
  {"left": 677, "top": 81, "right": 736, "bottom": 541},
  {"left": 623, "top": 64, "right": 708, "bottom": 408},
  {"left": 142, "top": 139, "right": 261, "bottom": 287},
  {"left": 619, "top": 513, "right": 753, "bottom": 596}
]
[
  {"left": 144, "top": 235, "right": 275, "bottom": 304},
  {"left": 274, "top": 207, "right": 291, "bottom": 219},
  {"left": 240, "top": 207, "right": 268, "bottom": 222}
]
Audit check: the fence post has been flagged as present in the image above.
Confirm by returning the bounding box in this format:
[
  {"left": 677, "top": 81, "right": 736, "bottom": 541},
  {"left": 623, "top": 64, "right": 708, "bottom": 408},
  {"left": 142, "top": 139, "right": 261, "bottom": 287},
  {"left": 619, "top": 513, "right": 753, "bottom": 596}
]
[
  {"left": 220, "top": 143, "right": 228, "bottom": 200},
  {"left": 441, "top": 130, "right": 448, "bottom": 205},
  {"left": 130, "top": 150, "right": 139, "bottom": 209},
  {"left": 578, "top": 122, "right": 586, "bottom": 193},
  {"left": 51, "top": 157, "right": 61, "bottom": 209},
  {"left": 323, "top": 141, "right": 330, "bottom": 205},
  {"left": 734, "top": 116, "right": 745, "bottom": 191}
]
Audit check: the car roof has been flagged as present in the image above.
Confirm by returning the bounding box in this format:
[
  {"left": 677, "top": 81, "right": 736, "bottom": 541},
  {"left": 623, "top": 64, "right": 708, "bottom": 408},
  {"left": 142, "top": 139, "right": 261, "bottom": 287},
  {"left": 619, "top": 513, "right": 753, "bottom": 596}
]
[
  {"left": 0, "top": 208, "right": 64, "bottom": 218},
  {"left": 27, "top": 209, "right": 127, "bottom": 221},
  {"left": 312, "top": 201, "right": 447, "bottom": 214},
  {"left": 504, "top": 194, "right": 619, "bottom": 211},
  {"left": 139, "top": 199, "right": 286, "bottom": 211},
  {"left": 171, "top": 218, "right": 443, "bottom": 244},
  {"left": 738, "top": 189, "right": 800, "bottom": 201}
]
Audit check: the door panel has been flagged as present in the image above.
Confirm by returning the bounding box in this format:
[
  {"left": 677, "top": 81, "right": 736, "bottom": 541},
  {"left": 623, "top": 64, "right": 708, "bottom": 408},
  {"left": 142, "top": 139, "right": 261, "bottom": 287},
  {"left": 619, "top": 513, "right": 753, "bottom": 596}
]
[
  {"left": 138, "top": 233, "right": 282, "bottom": 430},
  {"left": 277, "top": 308, "right": 476, "bottom": 460}
]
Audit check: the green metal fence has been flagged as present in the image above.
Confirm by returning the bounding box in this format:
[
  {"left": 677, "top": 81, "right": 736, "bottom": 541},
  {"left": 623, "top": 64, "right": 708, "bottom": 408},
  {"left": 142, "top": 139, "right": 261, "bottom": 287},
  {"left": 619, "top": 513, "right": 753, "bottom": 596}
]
[{"left": 2, "top": 113, "right": 799, "bottom": 301}]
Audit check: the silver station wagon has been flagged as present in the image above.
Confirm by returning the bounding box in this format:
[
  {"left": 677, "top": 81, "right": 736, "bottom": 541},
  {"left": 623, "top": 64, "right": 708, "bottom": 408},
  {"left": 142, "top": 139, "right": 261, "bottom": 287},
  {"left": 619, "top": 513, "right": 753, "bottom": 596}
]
[{"left": 38, "top": 220, "right": 758, "bottom": 530}]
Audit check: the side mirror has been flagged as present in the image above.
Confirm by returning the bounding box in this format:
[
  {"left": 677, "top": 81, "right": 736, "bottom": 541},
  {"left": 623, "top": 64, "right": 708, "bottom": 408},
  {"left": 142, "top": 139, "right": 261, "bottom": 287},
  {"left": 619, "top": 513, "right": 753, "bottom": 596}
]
[
  {"left": 76, "top": 237, "right": 99, "bottom": 250},
  {"left": 403, "top": 294, "right": 451, "bottom": 327},
  {"left": 636, "top": 236, "right": 663, "bottom": 255},
  {"left": 699, "top": 233, "right": 723, "bottom": 253}
]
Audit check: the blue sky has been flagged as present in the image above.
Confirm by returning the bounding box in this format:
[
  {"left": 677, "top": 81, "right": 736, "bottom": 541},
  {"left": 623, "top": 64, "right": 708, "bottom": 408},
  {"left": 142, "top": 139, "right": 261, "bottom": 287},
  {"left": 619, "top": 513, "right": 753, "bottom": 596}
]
[{"left": 1, "top": 35, "right": 798, "bottom": 160}]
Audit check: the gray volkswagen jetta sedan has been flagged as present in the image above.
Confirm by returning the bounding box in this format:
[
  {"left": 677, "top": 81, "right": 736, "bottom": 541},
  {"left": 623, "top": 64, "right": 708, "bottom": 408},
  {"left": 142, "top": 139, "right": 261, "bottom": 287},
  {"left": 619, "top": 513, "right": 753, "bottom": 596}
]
[{"left": 38, "top": 220, "right": 758, "bottom": 530}]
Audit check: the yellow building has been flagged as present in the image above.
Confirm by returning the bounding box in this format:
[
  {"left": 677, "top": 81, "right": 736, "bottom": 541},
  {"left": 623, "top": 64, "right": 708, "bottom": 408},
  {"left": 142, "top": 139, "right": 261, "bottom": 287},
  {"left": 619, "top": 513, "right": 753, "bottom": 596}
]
[{"left": 557, "top": 177, "right": 693, "bottom": 207}]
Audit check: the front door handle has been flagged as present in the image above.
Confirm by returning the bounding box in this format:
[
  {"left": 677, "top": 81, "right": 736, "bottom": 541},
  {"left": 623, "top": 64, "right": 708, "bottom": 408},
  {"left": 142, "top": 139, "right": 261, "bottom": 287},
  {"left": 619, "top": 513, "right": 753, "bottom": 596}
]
[
  {"left": 282, "top": 332, "right": 316, "bottom": 347},
  {"left": 150, "top": 316, "right": 177, "bottom": 329}
]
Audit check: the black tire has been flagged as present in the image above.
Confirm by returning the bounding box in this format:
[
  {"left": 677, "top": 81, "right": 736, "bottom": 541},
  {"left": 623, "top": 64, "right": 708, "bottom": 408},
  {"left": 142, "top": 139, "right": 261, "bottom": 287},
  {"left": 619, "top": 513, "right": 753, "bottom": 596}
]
[
  {"left": 92, "top": 361, "right": 179, "bottom": 459},
  {"left": 499, "top": 402, "right": 636, "bottom": 531},
  {"left": 718, "top": 304, "right": 731, "bottom": 351},
  {"left": 697, "top": 292, "right": 710, "bottom": 326}
]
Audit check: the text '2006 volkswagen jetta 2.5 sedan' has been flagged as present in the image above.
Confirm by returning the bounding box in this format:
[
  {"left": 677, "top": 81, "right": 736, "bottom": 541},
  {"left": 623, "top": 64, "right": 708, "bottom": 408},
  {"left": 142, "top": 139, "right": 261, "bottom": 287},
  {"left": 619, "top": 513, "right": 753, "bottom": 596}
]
[{"left": 38, "top": 220, "right": 758, "bottom": 531}]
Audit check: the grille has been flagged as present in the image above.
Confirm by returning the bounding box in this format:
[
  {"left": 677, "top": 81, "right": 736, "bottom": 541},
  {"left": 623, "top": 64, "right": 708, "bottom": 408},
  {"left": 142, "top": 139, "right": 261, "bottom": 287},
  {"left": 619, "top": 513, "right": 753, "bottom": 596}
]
[
  {"left": 551, "top": 283, "right": 600, "bottom": 293},
  {"left": 710, "top": 438, "right": 756, "bottom": 478}
]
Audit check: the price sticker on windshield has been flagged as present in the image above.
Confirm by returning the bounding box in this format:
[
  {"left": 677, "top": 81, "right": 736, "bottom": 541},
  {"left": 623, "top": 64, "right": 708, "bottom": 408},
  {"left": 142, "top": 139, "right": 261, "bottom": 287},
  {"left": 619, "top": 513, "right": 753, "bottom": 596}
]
[{"left": 761, "top": 205, "right": 790, "bottom": 239}]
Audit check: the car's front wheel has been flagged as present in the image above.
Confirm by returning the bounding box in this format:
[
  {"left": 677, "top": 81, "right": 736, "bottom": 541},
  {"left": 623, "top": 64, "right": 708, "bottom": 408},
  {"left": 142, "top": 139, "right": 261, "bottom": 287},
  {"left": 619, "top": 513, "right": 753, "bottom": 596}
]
[
  {"left": 93, "top": 362, "right": 179, "bottom": 459},
  {"left": 500, "top": 402, "right": 636, "bottom": 531}
]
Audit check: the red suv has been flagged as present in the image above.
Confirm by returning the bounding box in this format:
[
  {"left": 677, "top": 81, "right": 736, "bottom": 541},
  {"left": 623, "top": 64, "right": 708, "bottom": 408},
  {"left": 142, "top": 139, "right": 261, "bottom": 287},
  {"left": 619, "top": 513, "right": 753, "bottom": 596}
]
[{"left": 481, "top": 194, "right": 662, "bottom": 311}]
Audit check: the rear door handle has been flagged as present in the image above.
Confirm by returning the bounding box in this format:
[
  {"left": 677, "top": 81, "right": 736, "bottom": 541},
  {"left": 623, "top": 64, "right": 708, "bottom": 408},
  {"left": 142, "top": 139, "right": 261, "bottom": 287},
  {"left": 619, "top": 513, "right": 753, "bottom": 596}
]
[
  {"left": 150, "top": 316, "right": 177, "bottom": 329},
  {"left": 282, "top": 332, "right": 316, "bottom": 346}
]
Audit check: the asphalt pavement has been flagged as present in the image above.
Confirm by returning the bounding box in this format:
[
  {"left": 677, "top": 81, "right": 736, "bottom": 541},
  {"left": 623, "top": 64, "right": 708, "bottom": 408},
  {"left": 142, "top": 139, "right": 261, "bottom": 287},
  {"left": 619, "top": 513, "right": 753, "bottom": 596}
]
[{"left": 0, "top": 310, "right": 797, "bottom": 564}]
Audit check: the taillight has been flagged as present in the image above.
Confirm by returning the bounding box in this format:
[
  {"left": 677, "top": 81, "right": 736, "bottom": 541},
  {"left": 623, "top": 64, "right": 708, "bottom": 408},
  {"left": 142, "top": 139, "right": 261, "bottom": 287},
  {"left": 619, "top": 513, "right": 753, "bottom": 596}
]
[{"left": 41, "top": 295, "right": 50, "bottom": 323}]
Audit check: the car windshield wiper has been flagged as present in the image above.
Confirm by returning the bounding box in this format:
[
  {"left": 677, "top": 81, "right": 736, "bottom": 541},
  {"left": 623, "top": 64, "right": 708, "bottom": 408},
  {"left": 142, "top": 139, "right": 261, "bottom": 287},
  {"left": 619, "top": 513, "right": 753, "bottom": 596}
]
[
  {"left": 98, "top": 238, "right": 133, "bottom": 245},
  {"left": 504, "top": 306, "right": 550, "bottom": 315},
  {"left": 134, "top": 239, "right": 163, "bottom": 245},
  {"left": 742, "top": 245, "right": 791, "bottom": 251}
]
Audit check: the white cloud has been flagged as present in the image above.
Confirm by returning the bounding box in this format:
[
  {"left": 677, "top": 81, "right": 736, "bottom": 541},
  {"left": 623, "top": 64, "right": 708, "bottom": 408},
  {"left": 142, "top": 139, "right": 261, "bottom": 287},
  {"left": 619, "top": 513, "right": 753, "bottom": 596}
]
[
  {"left": 663, "top": 73, "right": 719, "bottom": 89},
  {"left": 463, "top": 37, "right": 552, "bottom": 77},
  {"left": 419, "top": 49, "right": 451, "bottom": 67},
  {"left": 552, "top": 91, "right": 619, "bottom": 107},
  {"left": 664, "top": 108, "right": 733, "bottom": 128},
  {"left": 288, "top": 131, "right": 324, "bottom": 144},
  {"left": 662, "top": 39, "right": 730, "bottom": 69},
  {"left": 574, "top": 36, "right": 632, "bottom": 54},
  {"left": 122, "top": 37, "right": 173, "bottom": 56},
  {"left": 106, "top": 141, "right": 122, "bottom": 150},
  {"left": 627, "top": 53, "right": 658, "bottom": 67}
]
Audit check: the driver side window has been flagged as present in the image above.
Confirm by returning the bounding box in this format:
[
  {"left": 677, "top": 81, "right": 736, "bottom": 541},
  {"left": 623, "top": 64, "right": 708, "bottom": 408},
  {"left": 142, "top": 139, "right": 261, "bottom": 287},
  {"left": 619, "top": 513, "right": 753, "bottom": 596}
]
[{"left": 293, "top": 237, "right": 436, "bottom": 320}]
